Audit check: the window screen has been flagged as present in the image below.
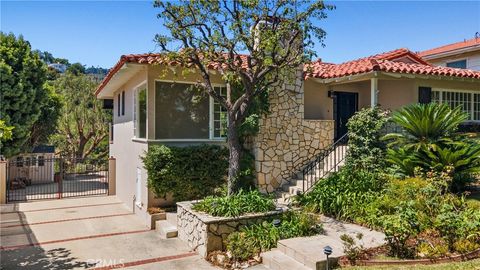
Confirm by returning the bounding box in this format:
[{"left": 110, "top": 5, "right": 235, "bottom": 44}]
[{"left": 155, "top": 82, "right": 209, "bottom": 139}]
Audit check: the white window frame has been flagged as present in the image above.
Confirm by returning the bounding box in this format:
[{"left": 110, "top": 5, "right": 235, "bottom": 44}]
[
  {"left": 432, "top": 88, "right": 480, "bottom": 122},
  {"left": 133, "top": 81, "right": 147, "bottom": 139},
  {"left": 153, "top": 79, "right": 228, "bottom": 141}
]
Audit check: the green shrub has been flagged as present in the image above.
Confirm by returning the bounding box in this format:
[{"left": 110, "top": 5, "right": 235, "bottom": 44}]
[
  {"left": 453, "top": 239, "right": 480, "bottom": 254},
  {"left": 192, "top": 189, "right": 276, "bottom": 217},
  {"left": 346, "top": 107, "right": 390, "bottom": 171},
  {"left": 225, "top": 211, "right": 322, "bottom": 261},
  {"left": 384, "top": 103, "right": 480, "bottom": 191},
  {"left": 296, "top": 167, "right": 384, "bottom": 221},
  {"left": 379, "top": 201, "right": 420, "bottom": 258},
  {"left": 142, "top": 144, "right": 228, "bottom": 202},
  {"left": 340, "top": 233, "right": 365, "bottom": 264},
  {"left": 417, "top": 242, "right": 449, "bottom": 259}
]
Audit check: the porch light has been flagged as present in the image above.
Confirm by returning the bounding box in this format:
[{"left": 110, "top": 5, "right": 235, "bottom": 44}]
[
  {"left": 323, "top": 245, "right": 333, "bottom": 270},
  {"left": 328, "top": 90, "right": 336, "bottom": 98}
]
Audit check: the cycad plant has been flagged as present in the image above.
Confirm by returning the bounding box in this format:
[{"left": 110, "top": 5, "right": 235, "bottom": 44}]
[
  {"left": 384, "top": 103, "right": 480, "bottom": 191},
  {"left": 383, "top": 103, "right": 468, "bottom": 151}
]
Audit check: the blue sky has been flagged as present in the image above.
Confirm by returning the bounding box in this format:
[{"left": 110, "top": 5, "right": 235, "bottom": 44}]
[{"left": 1, "top": 1, "right": 479, "bottom": 68}]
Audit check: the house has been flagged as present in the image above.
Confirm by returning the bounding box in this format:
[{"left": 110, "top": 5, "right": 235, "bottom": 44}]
[
  {"left": 48, "top": 63, "right": 67, "bottom": 73},
  {"left": 418, "top": 35, "right": 480, "bottom": 71},
  {"left": 8, "top": 145, "right": 56, "bottom": 184},
  {"left": 96, "top": 48, "right": 480, "bottom": 226}
]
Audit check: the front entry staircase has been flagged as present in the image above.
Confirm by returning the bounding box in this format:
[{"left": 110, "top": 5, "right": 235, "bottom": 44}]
[{"left": 276, "top": 134, "right": 349, "bottom": 205}]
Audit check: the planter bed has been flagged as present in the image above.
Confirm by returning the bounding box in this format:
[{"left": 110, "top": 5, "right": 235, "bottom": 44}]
[
  {"left": 339, "top": 247, "right": 480, "bottom": 267},
  {"left": 177, "top": 200, "right": 285, "bottom": 257}
]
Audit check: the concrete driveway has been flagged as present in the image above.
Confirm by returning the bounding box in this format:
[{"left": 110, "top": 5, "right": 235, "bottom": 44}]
[{"left": 0, "top": 196, "right": 218, "bottom": 270}]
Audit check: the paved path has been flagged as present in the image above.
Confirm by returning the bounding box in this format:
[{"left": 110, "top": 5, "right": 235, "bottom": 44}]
[{"left": 1, "top": 196, "right": 218, "bottom": 270}]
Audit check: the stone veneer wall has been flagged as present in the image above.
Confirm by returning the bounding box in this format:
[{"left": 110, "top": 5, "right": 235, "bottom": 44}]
[
  {"left": 253, "top": 68, "right": 334, "bottom": 193},
  {"left": 177, "top": 201, "right": 283, "bottom": 258}
]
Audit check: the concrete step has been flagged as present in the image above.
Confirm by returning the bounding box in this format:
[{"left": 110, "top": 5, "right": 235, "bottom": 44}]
[
  {"left": 155, "top": 220, "right": 178, "bottom": 239},
  {"left": 275, "top": 216, "right": 385, "bottom": 270},
  {"left": 166, "top": 212, "right": 177, "bottom": 225},
  {"left": 262, "top": 249, "right": 310, "bottom": 270}
]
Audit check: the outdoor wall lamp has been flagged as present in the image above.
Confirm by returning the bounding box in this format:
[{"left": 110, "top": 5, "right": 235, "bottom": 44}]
[{"left": 328, "top": 90, "right": 336, "bottom": 99}]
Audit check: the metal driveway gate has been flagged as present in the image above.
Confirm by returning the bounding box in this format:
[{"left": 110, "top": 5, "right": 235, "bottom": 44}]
[{"left": 6, "top": 157, "right": 109, "bottom": 202}]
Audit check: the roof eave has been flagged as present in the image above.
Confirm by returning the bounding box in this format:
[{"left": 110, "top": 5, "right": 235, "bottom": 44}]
[
  {"left": 96, "top": 63, "right": 146, "bottom": 99},
  {"left": 420, "top": 45, "right": 480, "bottom": 60}
]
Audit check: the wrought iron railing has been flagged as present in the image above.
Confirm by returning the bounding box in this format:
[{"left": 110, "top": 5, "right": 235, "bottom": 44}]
[{"left": 302, "top": 134, "right": 349, "bottom": 193}]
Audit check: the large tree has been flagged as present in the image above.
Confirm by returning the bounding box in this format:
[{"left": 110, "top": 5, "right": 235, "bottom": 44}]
[
  {"left": 155, "top": 0, "right": 332, "bottom": 195},
  {"left": 0, "top": 33, "right": 49, "bottom": 157},
  {"left": 51, "top": 72, "right": 110, "bottom": 161}
]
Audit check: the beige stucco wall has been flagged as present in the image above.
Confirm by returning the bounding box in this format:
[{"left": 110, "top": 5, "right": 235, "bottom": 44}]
[
  {"left": 304, "top": 76, "right": 480, "bottom": 121},
  {"left": 304, "top": 79, "right": 371, "bottom": 120},
  {"left": 110, "top": 69, "right": 151, "bottom": 227},
  {"left": 377, "top": 79, "right": 416, "bottom": 111}
]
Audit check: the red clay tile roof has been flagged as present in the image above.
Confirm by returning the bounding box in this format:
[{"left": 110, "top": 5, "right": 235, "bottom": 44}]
[
  {"left": 97, "top": 49, "right": 480, "bottom": 96},
  {"left": 95, "top": 53, "right": 249, "bottom": 96},
  {"left": 305, "top": 48, "right": 480, "bottom": 80},
  {"left": 418, "top": 37, "right": 480, "bottom": 57}
]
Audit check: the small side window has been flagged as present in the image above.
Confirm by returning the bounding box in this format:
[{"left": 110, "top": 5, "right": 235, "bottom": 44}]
[
  {"left": 25, "top": 157, "right": 31, "bottom": 167},
  {"left": 446, "top": 60, "right": 467, "bottom": 69},
  {"left": 16, "top": 157, "right": 23, "bottom": 167},
  {"left": 117, "top": 94, "right": 121, "bottom": 117},
  {"left": 38, "top": 156, "right": 45, "bottom": 166},
  {"left": 122, "top": 91, "right": 125, "bottom": 116},
  {"left": 31, "top": 156, "right": 38, "bottom": 167}
]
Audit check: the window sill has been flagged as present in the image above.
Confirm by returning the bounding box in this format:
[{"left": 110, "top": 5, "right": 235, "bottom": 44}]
[
  {"left": 132, "top": 138, "right": 148, "bottom": 143},
  {"left": 131, "top": 138, "right": 227, "bottom": 143}
]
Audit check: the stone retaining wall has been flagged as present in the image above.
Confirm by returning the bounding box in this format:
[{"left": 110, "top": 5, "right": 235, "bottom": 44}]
[{"left": 177, "top": 201, "right": 284, "bottom": 258}]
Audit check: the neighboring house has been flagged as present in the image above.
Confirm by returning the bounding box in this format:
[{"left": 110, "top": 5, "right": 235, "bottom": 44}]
[
  {"left": 418, "top": 36, "right": 480, "bottom": 71},
  {"left": 48, "top": 63, "right": 67, "bottom": 73},
  {"left": 8, "top": 145, "right": 56, "bottom": 184},
  {"left": 96, "top": 48, "right": 480, "bottom": 226}
]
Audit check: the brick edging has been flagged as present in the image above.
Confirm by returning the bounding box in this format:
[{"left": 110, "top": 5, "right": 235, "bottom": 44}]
[
  {"left": 2, "top": 213, "right": 133, "bottom": 228},
  {"left": 0, "top": 229, "right": 151, "bottom": 251},
  {"left": 90, "top": 252, "right": 197, "bottom": 270},
  {"left": 1, "top": 202, "right": 123, "bottom": 214}
]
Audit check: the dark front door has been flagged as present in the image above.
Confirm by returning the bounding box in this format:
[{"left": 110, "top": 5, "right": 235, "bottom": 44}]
[{"left": 334, "top": 92, "right": 358, "bottom": 140}]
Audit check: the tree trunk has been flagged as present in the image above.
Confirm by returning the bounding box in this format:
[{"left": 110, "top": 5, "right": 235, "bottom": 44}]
[{"left": 227, "top": 114, "right": 242, "bottom": 196}]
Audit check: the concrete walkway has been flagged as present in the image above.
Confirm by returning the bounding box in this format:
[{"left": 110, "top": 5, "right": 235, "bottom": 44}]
[
  {"left": 262, "top": 215, "right": 385, "bottom": 270},
  {"left": 1, "top": 196, "right": 218, "bottom": 269}
]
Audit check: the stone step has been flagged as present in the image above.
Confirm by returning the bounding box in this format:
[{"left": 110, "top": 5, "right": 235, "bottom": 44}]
[
  {"left": 166, "top": 212, "right": 177, "bottom": 225},
  {"left": 261, "top": 249, "right": 311, "bottom": 270},
  {"left": 275, "top": 216, "right": 385, "bottom": 270},
  {"left": 155, "top": 220, "right": 178, "bottom": 239}
]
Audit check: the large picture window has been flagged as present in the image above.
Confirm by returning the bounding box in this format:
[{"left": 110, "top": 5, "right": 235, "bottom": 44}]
[
  {"left": 134, "top": 86, "right": 147, "bottom": 138},
  {"left": 432, "top": 89, "right": 480, "bottom": 121},
  {"left": 154, "top": 81, "right": 227, "bottom": 140},
  {"left": 155, "top": 82, "right": 210, "bottom": 139}
]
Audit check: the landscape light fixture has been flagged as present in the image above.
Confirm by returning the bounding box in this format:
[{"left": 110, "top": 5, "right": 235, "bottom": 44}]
[
  {"left": 272, "top": 219, "right": 281, "bottom": 227},
  {"left": 323, "top": 245, "right": 333, "bottom": 270}
]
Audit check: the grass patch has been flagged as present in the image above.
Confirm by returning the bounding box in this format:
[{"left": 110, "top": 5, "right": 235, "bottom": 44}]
[
  {"left": 192, "top": 189, "right": 276, "bottom": 217},
  {"left": 341, "top": 258, "right": 480, "bottom": 270}
]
